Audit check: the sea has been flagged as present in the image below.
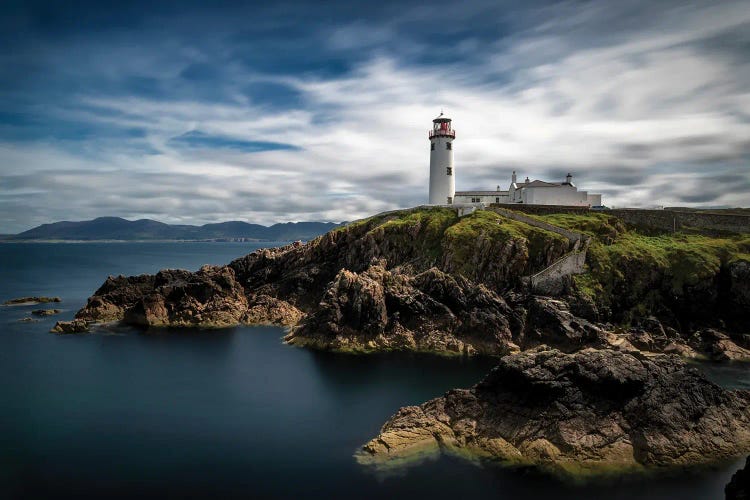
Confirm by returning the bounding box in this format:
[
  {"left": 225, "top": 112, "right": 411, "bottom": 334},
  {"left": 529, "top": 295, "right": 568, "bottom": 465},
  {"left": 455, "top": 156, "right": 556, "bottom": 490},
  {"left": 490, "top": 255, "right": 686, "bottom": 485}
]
[{"left": 0, "top": 242, "right": 746, "bottom": 499}]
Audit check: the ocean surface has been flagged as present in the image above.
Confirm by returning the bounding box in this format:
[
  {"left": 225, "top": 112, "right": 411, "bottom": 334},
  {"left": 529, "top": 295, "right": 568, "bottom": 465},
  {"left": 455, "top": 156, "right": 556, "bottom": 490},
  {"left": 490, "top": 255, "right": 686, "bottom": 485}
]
[{"left": 0, "top": 242, "right": 746, "bottom": 499}]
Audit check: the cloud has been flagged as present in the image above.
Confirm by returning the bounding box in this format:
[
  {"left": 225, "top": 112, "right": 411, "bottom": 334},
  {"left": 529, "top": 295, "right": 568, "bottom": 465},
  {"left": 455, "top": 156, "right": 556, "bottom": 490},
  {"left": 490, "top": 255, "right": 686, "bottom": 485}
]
[{"left": 0, "top": 0, "right": 749, "bottom": 232}]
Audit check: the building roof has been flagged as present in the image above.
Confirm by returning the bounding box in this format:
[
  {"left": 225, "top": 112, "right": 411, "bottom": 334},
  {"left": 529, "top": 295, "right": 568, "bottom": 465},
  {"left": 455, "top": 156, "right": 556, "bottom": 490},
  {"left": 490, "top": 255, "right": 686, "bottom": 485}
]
[
  {"left": 455, "top": 191, "right": 510, "bottom": 196},
  {"left": 433, "top": 111, "right": 451, "bottom": 123},
  {"left": 522, "top": 180, "right": 562, "bottom": 188}
]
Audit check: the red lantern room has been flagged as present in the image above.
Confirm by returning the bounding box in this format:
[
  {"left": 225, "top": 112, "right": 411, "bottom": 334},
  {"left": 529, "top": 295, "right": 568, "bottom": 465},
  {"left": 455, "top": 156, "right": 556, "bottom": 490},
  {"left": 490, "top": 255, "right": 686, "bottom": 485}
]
[{"left": 428, "top": 112, "right": 456, "bottom": 139}]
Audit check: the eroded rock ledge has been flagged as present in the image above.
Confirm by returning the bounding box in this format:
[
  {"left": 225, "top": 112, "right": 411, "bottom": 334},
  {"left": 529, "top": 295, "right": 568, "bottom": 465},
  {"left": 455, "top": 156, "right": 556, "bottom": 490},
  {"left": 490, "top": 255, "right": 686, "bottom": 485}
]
[{"left": 358, "top": 348, "right": 750, "bottom": 476}]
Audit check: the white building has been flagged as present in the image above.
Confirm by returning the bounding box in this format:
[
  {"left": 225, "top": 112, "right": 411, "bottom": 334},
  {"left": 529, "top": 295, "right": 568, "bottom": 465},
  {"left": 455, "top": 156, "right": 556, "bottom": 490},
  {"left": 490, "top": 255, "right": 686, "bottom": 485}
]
[
  {"left": 506, "top": 172, "right": 602, "bottom": 207},
  {"left": 426, "top": 114, "right": 602, "bottom": 207},
  {"left": 453, "top": 172, "right": 601, "bottom": 207}
]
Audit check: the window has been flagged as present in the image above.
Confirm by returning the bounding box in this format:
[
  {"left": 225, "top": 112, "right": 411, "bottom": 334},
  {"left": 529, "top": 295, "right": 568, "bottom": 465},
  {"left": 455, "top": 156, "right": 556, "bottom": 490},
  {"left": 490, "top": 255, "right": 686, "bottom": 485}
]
[
  {"left": 471, "top": 197, "right": 481, "bottom": 203},
  {"left": 446, "top": 142, "right": 452, "bottom": 150},
  {"left": 446, "top": 167, "right": 452, "bottom": 176},
  {"left": 431, "top": 143, "right": 435, "bottom": 151},
  {"left": 447, "top": 196, "right": 453, "bottom": 204},
  {"left": 495, "top": 197, "right": 500, "bottom": 203}
]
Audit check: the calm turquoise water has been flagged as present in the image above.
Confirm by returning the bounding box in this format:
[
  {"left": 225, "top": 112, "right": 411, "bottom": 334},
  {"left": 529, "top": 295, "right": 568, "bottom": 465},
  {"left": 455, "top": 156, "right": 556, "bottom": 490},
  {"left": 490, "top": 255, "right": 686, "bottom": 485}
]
[{"left": 0, "top": 242, "right": 745, "bottom": 499}]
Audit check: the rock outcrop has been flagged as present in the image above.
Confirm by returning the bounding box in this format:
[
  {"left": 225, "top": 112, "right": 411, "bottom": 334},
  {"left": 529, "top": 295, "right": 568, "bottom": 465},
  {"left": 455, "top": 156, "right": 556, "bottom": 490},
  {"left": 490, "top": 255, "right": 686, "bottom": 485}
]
[
  {"left": 67, "top": 209, "right": 571, "bottom": 341},
  {"left": 358, "top": 348, "right": 750, "bottom": 475},
  {"left": 287, "top": 265, "right": 519, "bottom": 355},
  {"left": 51, "top": 319, "right": 90, "bottom": 333},
  {"left": 121, "top": 266, "right": 249, "bottom": 328},
  {"left": 727, "top": 456, "right": 750, "bottom": 500}
]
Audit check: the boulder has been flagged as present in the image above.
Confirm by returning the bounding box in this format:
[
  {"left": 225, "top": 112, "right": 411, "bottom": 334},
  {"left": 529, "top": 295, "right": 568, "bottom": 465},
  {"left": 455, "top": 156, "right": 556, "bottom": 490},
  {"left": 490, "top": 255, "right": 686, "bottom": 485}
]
[{"left": 522, "top": 297, "right": 606, "bottom": 351}]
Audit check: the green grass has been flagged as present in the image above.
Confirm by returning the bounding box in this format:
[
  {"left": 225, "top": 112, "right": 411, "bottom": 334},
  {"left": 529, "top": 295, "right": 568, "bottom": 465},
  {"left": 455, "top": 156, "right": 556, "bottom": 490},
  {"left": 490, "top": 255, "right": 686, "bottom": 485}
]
[
  {"left": 369, "top": 207, "right": 458, "bottom": 262},
  {"left": 442, "top": 210, "right": 570, "bottom": 277},
  {"left": 534, "top": 212, "right": 626, "bottom": 243},
  {"left": 571, "top": 225, "right": 749, "bottom": 324}
]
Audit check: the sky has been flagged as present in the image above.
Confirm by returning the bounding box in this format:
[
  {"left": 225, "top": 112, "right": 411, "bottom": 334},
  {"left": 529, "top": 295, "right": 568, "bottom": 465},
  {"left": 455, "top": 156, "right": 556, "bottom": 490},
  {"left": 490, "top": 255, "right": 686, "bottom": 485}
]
[{"left": 1, "top": 0, "right": 749, "bottom": 233}]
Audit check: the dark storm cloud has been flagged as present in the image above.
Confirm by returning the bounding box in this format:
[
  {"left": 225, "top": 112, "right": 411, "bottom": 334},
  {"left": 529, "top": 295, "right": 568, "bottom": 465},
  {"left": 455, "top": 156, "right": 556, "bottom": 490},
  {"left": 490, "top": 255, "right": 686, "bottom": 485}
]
[{"left": 0, "top": 0, "right": 749, "bottom": 232}]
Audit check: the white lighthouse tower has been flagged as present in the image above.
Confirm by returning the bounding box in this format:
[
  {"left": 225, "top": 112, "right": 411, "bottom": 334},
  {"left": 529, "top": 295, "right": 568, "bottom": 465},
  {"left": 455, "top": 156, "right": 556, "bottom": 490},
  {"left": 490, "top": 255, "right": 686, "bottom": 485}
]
[{"left": 428, "top": 112, "right": 456, "bottom": 204}]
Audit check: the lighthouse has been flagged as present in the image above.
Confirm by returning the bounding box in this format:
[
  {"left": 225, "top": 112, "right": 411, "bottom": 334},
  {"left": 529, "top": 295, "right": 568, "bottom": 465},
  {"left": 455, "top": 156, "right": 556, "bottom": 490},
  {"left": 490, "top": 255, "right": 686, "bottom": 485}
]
[{"left": 428, "top": 112, "right": 455, "bottom": 204}]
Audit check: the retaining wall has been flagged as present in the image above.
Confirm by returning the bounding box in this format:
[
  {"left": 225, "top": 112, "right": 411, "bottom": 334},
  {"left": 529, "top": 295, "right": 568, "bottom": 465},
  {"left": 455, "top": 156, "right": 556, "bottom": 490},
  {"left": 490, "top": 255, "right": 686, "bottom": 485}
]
[{"left": 529, "top": 249, "right": 587, "bottom": 296}]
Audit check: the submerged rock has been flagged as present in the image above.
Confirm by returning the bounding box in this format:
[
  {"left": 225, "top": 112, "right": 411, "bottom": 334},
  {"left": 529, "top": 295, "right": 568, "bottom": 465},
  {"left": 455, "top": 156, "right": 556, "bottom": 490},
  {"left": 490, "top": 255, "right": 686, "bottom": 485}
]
[
  {"left": 31, "top": 309, "right": 62, "bottom": 316},
  {"left": 358, "top": 348, "right": 750, "bottom": 476},
  {"left": 3, "top": 296, "right": 61, "bottom": 305}
]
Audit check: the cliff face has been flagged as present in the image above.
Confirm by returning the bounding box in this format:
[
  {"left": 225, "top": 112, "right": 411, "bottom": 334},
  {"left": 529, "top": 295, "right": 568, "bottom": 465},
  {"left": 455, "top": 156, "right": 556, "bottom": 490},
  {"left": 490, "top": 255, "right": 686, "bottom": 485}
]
[
  {"left": 358, "top": 348, "right": 750, "bottom": 476},
  {"left": 288, "top": 265, "right": 521, "bottom": 355}
]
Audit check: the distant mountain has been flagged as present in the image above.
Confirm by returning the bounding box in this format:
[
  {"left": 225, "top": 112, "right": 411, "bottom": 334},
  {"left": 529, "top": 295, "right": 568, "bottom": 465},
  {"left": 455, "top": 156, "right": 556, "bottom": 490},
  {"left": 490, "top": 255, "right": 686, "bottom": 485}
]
[{"left": 10, "top": 217, "right": 342, "bottom": 241}]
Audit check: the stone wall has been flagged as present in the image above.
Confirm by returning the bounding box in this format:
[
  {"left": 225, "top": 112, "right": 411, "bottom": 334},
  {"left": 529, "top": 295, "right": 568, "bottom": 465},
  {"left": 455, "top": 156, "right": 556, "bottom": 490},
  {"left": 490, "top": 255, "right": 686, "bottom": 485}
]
[
  {"left": 608, "top": 209, "right": 750, "bottom": 234},
  {"left": 489, "top": 204, "right": 749, "bottom": 234},
  {"left": 529, "top": 249, "right": 587, "bottom": 296},
  {"left": 489, "top": 206, "right": 590, "bottom": 296},
  {"left": 490, "top": 203, "right": 590, "bottom": 216}
]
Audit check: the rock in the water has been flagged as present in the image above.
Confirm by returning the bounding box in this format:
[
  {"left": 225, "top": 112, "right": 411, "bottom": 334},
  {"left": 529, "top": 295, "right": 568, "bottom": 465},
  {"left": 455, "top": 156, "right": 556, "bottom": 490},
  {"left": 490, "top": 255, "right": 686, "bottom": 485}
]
[
  {"left": 358, "top": 348, "right": 750, "bottom": 476},
  {"left": 727, "top": 456, "right": 750, "bottom": 500},
  {"left": 31, "top": 309, "right": 62, "bottom": 316},
  {"left": 3, "top": 296, "right": 61, "bottom": 305},
  {"left": 51, "top": 319, "right": 90, "bottom": 333},
  {"left": 18, "top": 317, "right": 38, "bottom": 323}
]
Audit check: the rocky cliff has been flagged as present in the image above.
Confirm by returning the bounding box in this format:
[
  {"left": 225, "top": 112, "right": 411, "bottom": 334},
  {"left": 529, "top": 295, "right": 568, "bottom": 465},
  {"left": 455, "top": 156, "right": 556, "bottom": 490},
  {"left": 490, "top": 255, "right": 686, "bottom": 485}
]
[
  {"left": 57, "top": 208, "right": 571, "bottom": 353},
  {"left": 56, "top": 207, "right": 749, "bottom": 360},
  {"left": 358, "top": 348, "right": 750, "bottom": 476}
]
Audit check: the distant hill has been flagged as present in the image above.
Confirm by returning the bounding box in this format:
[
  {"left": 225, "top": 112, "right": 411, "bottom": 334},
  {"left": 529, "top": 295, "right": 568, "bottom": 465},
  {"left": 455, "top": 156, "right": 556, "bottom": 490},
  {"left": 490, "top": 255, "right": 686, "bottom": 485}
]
[{"left": 9, "top": 217, "right": 342, "bottom": 241}]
